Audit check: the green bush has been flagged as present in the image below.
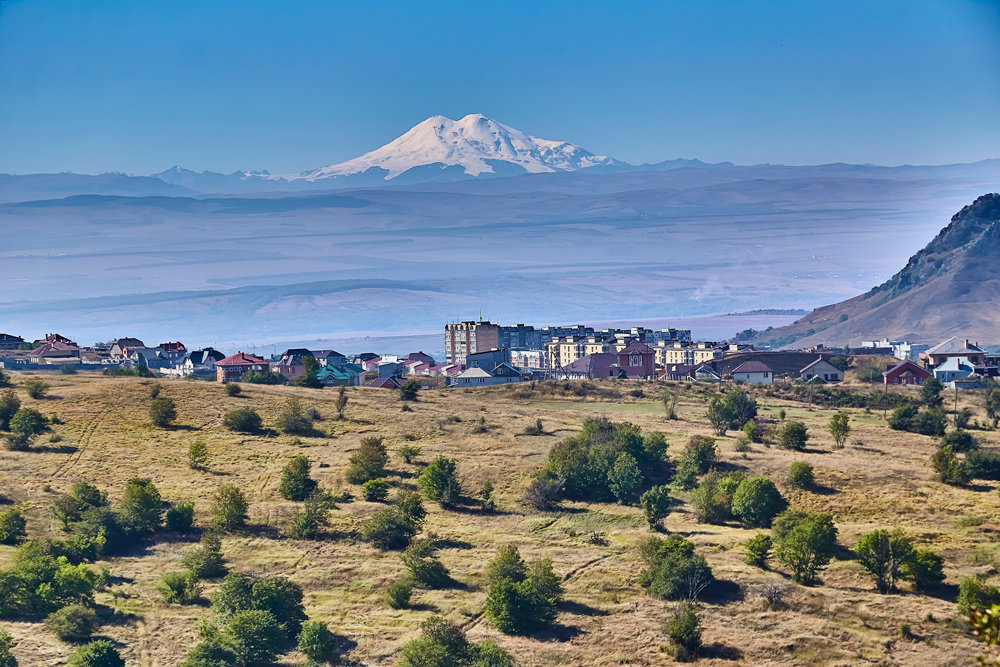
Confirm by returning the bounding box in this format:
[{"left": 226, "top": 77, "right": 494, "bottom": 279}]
[
  {"left": 398, "top": 379, "right": 420, "bottom": 401},
  {"left": 682, "top": 435, "right": 717, "bottom": 474},
  {"left": 398, "top": 617, "right": 515, "bottom": 666},
  {"left": 690, "top": 471, "right": 743, "bottom": 524},
  {"left": 278, "top": 455, "right": 317, "bottom": 501},
  {"left": 275, "top": 398, "right": 314, "bottom": 435},
  {"left": 386, "top": 577, "right": 414, "bottom": 609},
  {"left": 957, "top": 576, "right": 1000, "bottom": 616},
  {"left": 210, "top": 484, "right": 249, "bottom": 531},
  {"left": 773, "top": 510, "right": 838, "bottom": 584},
  {"left": 182, "top": 533, "right": 226, "bottom": 578},
  {"left": 921, "top": 376, "right": 944, "bottom": 407},
  {"left": 221, "top": 609, "right": 286, "bottom": 666},
  {"left": 298, "top": 619, "right": 339, "bottom": 664},
  {"left": 345, "top": 436, "right": 389, "bottom": 484},
  {"left": 666, "top": 601, "right": 701, "bottom": 661},
  {"left": 942, "top": 430, "right": 978, "bottom": 452},
  {"left": 418, "top": 456, "right": 462, "bottom": 507},
  {"left": 707, "top": 388, "right": 758, "bottom": 435},
  {"left": 787, "top": 461, "right": 814, "bottom": 489},
  {"left": 484, "top": 577, "right": 555, "bottom": 635},
  {"left": 289, "top": 494, "right": 333, "bottom": 539},
  {"left": 156, "top": 570, "right": 201, "bottom": 604},
  {"left": 743, "top": 534, "right": 772, "bottom": 568},
  {"left": 397, "top": 444, "right": 422, "bottom": 464},
  {"left": 0, "top": 628, "right": 14, "bottom": 667},
  {"left": 776, "top": 421, "right": 808, "bottom": 450},
  {"left": 240, "top": 370, "right": 286, "bottom": 385},
  {"left": 0, "top": 542, "right": 98, "bottom": 618},
  {"left": 60, "top": 364, "right": 78, "bottom": 375},
  {"left": 293, "top": 356, "right": 323, "bottom": 389},
  {"left": 485, "top": 545, "right": 528, "bottom": 587},
  {"left": 402, "top": 539, "right": 451, "bottom": 588},
  {"left": 607, "top": 452, "right": 644, "bottom": 504},
  {"left": 362, "top": 478, "right": 390, "bottom": 502},
  {"left": 225, "top": 382, "right": 242, "bottom": 397},
  {"left": 148, "top": 397, "right": 177, "bottom": 428},
  {"left": 890, "top": 405, "right": 947, "bottom": 436},
  {"left": 213, "top": 572, "right": 306, "bottom": 639},
  {"left": 51, "top": 482, "right": 108, "bottom": 530},
  {"left": 23, "top": 379, "right": 49, "bottom": 400},
  {"left": 67, "top": 640, "right": 124, "bottom": 667},
  {"left": 638, "top": 534, "right": 714, "bottom": 601},
  {"left": 165, "top": 501, "right": 195, "bottom": 532},
  {"left": 640, "top": 485, "right": 672, "bottom": 530},
  {"left": 222, "top": 407, "right": 262, "bottom": 433},
  {"left": 967, "top": 449, "right": 1000, "bottom": 480},
  {"left": 829, "top": 412, "right": 850, "bottom": 448},
  {"left": 361, "top": 507, "right": 419, "bottom": 550},
  {"left": 9, "top": 408, "right": 47, "bottom": 437},
  {"left": 931, "top": 445, "right": 971, "bottom": 486},
  {"left": 854, "top": 529, "right": 913, "bottom": 593},
  {"left": 743, "top": 419, "right": 764, "bottom": 443},
  {"left": 731, "top": 476, "right": 787, "bottom": 528},
  {"left": 902, "top": 548, "right": 945, "bottom": 591},
  {"left": 118, "top": 478, "right": 164, "bottom": 534},
  {"left": 528, "top": 558, "right": 563, "bottom": 604},
  {"left": 181, "top": 641, "right": 237, "bottom": 667},
  {"left": 0, "top": 508, "right": 27, "bottom": 545},
  {"left": 395, "top": 490, "right": 426, "bottom": 525},
  {"left": 44, "top": 603, "right": 98, "bottom": 641},
  {"left": 0, "top": 390, "right": 21, "bottom": 430},
  {"left": 188, "top": 441, "right": 209, "bottom": 469}
]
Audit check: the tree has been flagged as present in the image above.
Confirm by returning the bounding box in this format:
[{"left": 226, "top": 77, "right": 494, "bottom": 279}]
[
  {"left": 334, "top": 386, "right": 348, "bottom": 419},
  {"left": 165, "top": 500, "right": 195, "bottom": 532},
  {"left": 528, "top": 558, "right": 563, "bottom": 604},
  {"left": 523, "top": 475, "right": 563, "bottom": 511},
  {"left": 221, "top": 609, "right": 285, "bottom": 666},
  {"left": 278, "top": 455, "right": 317, "bottom": 501},
  {"left": 903, "top": 548, "right": 945, "bottom": 590},
  {"left": 362, "top": 478, "right": 390, "bottom": 502},
  {"left": 402, "top": 539, "right": 451, "bottom": 588},
  {"left": 213, "top": 573, "right": 305, "bottom": 639},
  {"left": 298, "top": 620, "right": 339, "bottom": 665},
  {"left": 188, "top": 441, "right": 209, "bottom": 469},
  {"left": 724, "top": 387, "right": 758, "bottom": 429},
  {"left": 51, "top": 482, "right": 107, "bottom": 530},
  {"left": 666, "top": 601, "right": 701, "bottom": 661},
  {"left": 289, "top": 494, "right": 333, "bottom": 539},
  {"left": 222, "top": 407, "right": 262, "bottom": 434},
  {"left": 690, "top": 471, "right": 742, "bottom": 525},
  {"left": 361, "top": 507, "right": 418, "bottom": 550},
  {"left": 986, "top": 388, "right": 1000, "bottom": 425},
  {"left": 386, "top": 577, "right": 414, "bottom": 609},
  {"left": 418, "top": 456, "right": 462, "bottom": 507},
  {"left": 294, "top": 356, "right": 323, "bottom": 388},
  {"left": 23, "top": 379, "right": 49, "bottom": 400},
  {"left": 398, "top": 379, "right": 420, "bottom": 401},
  {"left": 67, "top": 640, "right": 123, "bottom": 667},
  {"left": 608, "top": 452, "right": 643, "bottom": 504},
  {"left": 345, "top": 436, "right": 388, "bottom": 484},
  {"left": 0, "top": 390, "right": 20, "bottom": 431},
  {"left": 182, "top": 533, "right": 226, "bottom": 578},
  {"left": 275, "top": 398, "right": 313, "bottom": 435},
  {"left": 225, "top": 382, "right": 242, "bottom": 397},
  {"left": 484, "top": 545, "right": 528, "bottom": 587},
  {"left": 682, "top": 435, "right": 718, "bottom": 474},
  {"left": 0, "top": 627, "right": 15, "bottom": 667},
  {"left": 829, "top": 412, "right": 850, "bottom": 448},
  {"left": 148, "top": 397, "right": 177, "bottom": 428},
  {"left": 706, "top": 396, "right": 734, "bottom": 435},
  {"left": 955, "top": 407, "right": 974, "bottom": 430},
  {"left": 397, "top": 444, "right": 422, "bottom": 464},
  {"left": 921, "top": 376, "right": 944, "bottom": 407},
  {"left": 638, "top": 535, "right": 714, "bottom": 601},
  {"left": 942, "top": 430, "right": 978, "bottom": 452},
  {"left": 156, "top": 570, "right": 202, "bottom": 604},
  {"left": 640, "top": 485, "right": 673, "bottom": 530},
  {"left": 44, "top": 603, "right": 98, "bottom": 641},
  {"left": 958, "top": 577, "right": 1000, "bottom": 617},
  {"left": 855, "top": 529, "right": 914, "bottom": 593},
  {"left": 210, "top": 484, "right": 249, "bottom": 531},
  {"left": 8, "top": 408, "right": 46, "bottom": 437},
  {"left": 398, "top": 617, "right": 515, "bottom": 667},
  {"left": 743, "top": 534, "right": 772, "bottom": 568},
  {"left": 119, "top": 478, "right": 164, "bottom": 534},
  {"left": 0, "top": 508, "right": 26, "bottom": 545},
  {"left": 182, "top": 641, "right": 237, "bottom": 667},
  {"left": 484, "top": 577, "right": 555, "bottom": 635},
  {"left": 731, "top": 477, "right": 787, "bottom": 528},
  {"left": 395, "top": 489, "right": 427, "bottom": 526},
  {"left": 787, "top": 461, "right": 814, "bottom": 489},
  {"left": 931, "top": 444, "right": 971, "bottom": 486},
  {"left": 773, "top": 511, "right": 837, "bottom": 584},
  {"left": 776, "top": 420, "right": 808, "bottom": 451}
]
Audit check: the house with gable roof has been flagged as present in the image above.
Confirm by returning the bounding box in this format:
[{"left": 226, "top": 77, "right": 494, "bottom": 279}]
[
  {"left": 883, "top": 359, "right": 931, "bottom": 386},
  {"left": 921, "top": 337, "right": 985, "bottom": 369},
  {"left": 799, "top": 357, "right": 843, "bottom": 383},
  {"left": 618, "top": 339, "right": 655, "bottom": 379},
  {"left": 216, "top": 352, "right": 269, "bottom": 383},
  {"left": 732, "top": 360, "right": 773, "bottom": 385}
]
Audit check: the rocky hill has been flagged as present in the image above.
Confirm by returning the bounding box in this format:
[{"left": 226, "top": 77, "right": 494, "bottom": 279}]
[{"left": 754, "top": 193, "right": 1000, "bottom": 348}]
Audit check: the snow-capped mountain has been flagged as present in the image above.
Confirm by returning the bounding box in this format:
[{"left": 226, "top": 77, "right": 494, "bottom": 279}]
[{"left": 297, "top": 113, "right": 620, "bottom": 181}]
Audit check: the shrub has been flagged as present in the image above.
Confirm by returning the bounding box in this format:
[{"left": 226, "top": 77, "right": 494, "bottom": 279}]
[
  {"left": 787, "top": 461, "right": 814, "bottom": 489},
  {"left": 931, "top": 445, "right": 971, "bottom": 486},
  {"left": 44, "top": 603, "right": 98, "bottom": 641},
  {"left": 398, "top": 617, "right": 515, "bottom": 667},
  {"left": 3, "top": 433, "right": 30, "bottom": 451},
  {"left": 485, "top": 545, "right": 528, "bottom": 587},
  {"left": 683, "top": 435, "right": 717, "bottom": 474},
  {"left": 706, "top": 396, "right": 734, "bottom": 435},
  {"left": 0, "top": 628, "right": 14, "bottom": 667},
  {"left": 776, "top": 420, "right": 808, "bottom": 450},
  {"left": 50, "top": 480, "right": 109, "bottom": 529},
  {"left": 182, "top": 641, "right": 237, "bottom": 667},
  {"left": 855, "top": 529, "right": 914, "bottom": 593},
  {"left": 640, "top": 485, "right": 672, "bottom": 529},
  {"left": 275, "top": 399, "right": 314, "bottom": 435},
  {"left": 148, "top": 397, "right": 176, "bottom": 428},
  {"left": 0, "top": 542, "right": 99, "bottom": 618},
  {"left": 279, "top": 455, "right": 317, "bottom": 501},
  {"left": 523, "top": 475, "right": 562, "bottom": 511},
  {"left": 957, "top": 576, "right": 1000, "bottom": 616},
  {"left": 225, "top": 382, "right": 242, "bottom": 397},
  {"left": 638, "top": 534, "right": 714, "bottom": 600},
  {"left": 744, "top": 533, "right": 772, "bottom": 568},
  {"left": 165, "top": 501, "right": 195, "bottom": 532},
  {"left": 773, "top": 510, "right": 837, "bottom": 584},
  {"left": 213, "top": 573, "right": 306, "bottom": 638},
  {"left": 345, "top": 436, "right": 389, "bottom": 484},
  {"left": 829, "top": 412, "right": 850, "bottom": 448},
  {"left": 67, "top": 640, "right": 124, "bottom": 667},
  {"left": 188, "top": 441, "right": 209, "bottom": 469},
  {"left": 955, "top": 407, "right": 974, "bottom": 430},
  {"left": 478, "top": 481, "right": 496, "bottom": 512},
  {"left": 335, "top": 386, "right": 348, "bottom": 419},
  {"left": 398, "top": 379, "right": 420, "bottom": 401},
  {"left": 690, "top": 471, "right": 743, "bottom": 524},
  {"left": 119, "top": 478, "right": 163, "bottom": 534},
  {"left": 156, "top": 570, "right": 201, "bottom": 604},
  {"left": 241, "top": 370, "right": 286, "bottom": 385},
  {"left": 289, "top": 493, "right": 332, "bottom": 539},
  {"left": 0, "top": 508, "right": 26, "bottom": 545},
  {"left": 732, "top": 476, "right": 787, "bottom": 528},
  {"left": 398, "top": 444, "right": 422, "bottom": 464},
  {"left": 666, "top": 601, "right": 701, "bottom": 661},
  {"left": 361, "top": 507, "right": 418, "bottom": 550},
  {"left": 986, "top": 388, "right": 1000, "bottom": 423},
  {"left": 743, "top": 419, "right": 764, "bottom": 443},
  {"left": 386, "top": 577, "right": 414, "bottom": 609},
  {"left": 362, "top": 478, "right": 390, "bottom": 502},
  {"left": 182, "top": 533, "right": 227, "bottom": 578},
  {"left": 402, "top": 539, "right": 451, "bottom": 588},
  {"left": 9, "top": 408, "right": 47, "bottom": 437},
  {"left": 23, "top": 379, "right": 49, "bottom": 400},
  {"left": 608, "top": 452, "right": 643, "bottom": 504},
  {"left": 524, "top": 418, "right": 545, "bottom": 435},
  {"left": 902, "top": 548, "right": 945, "bottom": 590},
  {"left": 734, "top": 434, "right": 752, "bottom": 453},
  {"left": 528, "top": 558, "right": 563, "bottom": 604},
  {"left": 298, "top": 620, "right": 339, "bottom": 664},
  {"left": 418, "top": 456, "right": 462, "bottom": 507},
  {"left": 0, "top": 390, "right": 20, "bottom": 430},
  {"left": 221, "top": 609, "right": 285, "bottom": 666},
  {"left": 967, "top": 449, "right": 1000, "bottom": 480},
  {"left": 921, "top": 376, "right": 944, "bottom": 407},
  {"left": 395, "top": 489, "right": 427, "bottom": 526},
  {"left": 222, "top": 407, "right": 262, "bottom": 433},
  {"left": 942, "top": 430, "right": 978, "bottom": 452},
  {"left": 59, "top": 363, "right": 78, "bottom": 375},
  {"left": 484, "top": 577, "right": 555, "bottom": 635},
  {"left": 210, "top": 484, "right": 249, "bottom": 531}
]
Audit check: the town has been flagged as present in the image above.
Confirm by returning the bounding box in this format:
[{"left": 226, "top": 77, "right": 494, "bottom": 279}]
[{"left": 1, "top": 322, "right": 994, "bottom": 391}]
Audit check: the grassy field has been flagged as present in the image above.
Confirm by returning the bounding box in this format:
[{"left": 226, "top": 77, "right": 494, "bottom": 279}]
[{"left": 0, "top": 372, "right": 994, "bottom": 665}]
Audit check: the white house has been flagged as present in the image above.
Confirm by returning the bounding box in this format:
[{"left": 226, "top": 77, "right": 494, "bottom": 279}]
[
  {"left": 450, "top": 363, "right": 523, "bottom": 387},
  {"left": 933, "top": 356, "right": 975, "bottom": 384},
  {"left": 731, "top": 360, "right": 773, "bottom": 385},
  {"left": 799, "top": 357, "right": 843, "bottom": 383}
]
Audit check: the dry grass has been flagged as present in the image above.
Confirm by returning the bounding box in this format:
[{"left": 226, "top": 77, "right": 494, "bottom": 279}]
[{"left": 0, "top": 372, "right": 993, "bottom": 665}]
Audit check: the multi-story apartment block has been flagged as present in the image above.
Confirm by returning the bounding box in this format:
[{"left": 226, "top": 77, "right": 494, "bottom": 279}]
[
  {"left": 652, "top": 340, "right": 725, "bottom": 366},
  {"left": 445, "top": 320, "right": 500, "bottom": 365}
]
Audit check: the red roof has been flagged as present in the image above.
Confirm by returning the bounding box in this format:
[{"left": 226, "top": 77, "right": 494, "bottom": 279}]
[
  {"left": 732, "top": 360, "right": 773, "bottom": 374},
  {"left": 619, "top": 340, "right": 654, "bottom": 355},
  {"left": 158, "top": 342, "right": 187, "bottom": 352},
  {"left": 368, "top": 377, "right": 403, "bottom": 389},
  {"left": 218, "top": 352, "right": 267, "bottom": 366},
  {"left": 883, "top": 359, "right": 931, "bottom": 379}
]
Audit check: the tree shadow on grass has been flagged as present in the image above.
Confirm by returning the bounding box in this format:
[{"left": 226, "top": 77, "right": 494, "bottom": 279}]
[
  {"left": 558, "top": 600, "right": 609, "bottom": 617},
  {"left": 96, "top": 605, "right": 141, "bottom": 627},
  {"left": 702, "top": 643, "right": 744, "bottom": 661},
  {"left": 241, "top": 524, "right": 283, "bottom": 540},
  {"left": 433, "top": 537, "right": 473, "bottom": 550},
  {"left": 701, "top": 579, "right": 744, "bottom": 605},
  {"left": 32, "top": 444, "right": 78, "bottom": 454},
  {"left": 529, "top": 623, "right": 584, "bottom": 643},
  {"left": 968, "top": 483, "right": 994, "bottom": 493},
  {"left": 808, "top": 482, "right": 838, "bottom": 495},
  {"left": 920, "top": 581, "right": 959, "bottom": 603},
  {"left": 166, "top": 424, "right": 200, "bottom": 432}
]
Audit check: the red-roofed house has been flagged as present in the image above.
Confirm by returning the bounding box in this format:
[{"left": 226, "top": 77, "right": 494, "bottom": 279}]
[
  {"left": 29, "top": 340, "right": 81, "bottom": 365},
  {"left": 216, "top": 352, "right": 269, "bottom": 383},
  {"left": 369, "top": 376, "right": 404, "bottom": 389},
  {"left": 883, "top": 359, "right": 931, "bottom": 386},
  {"left": 618, "top": 340, "right": 655, "bottom": 379},
  {"left": 732, "top": 360, "right": 773, "bottom": 385}
]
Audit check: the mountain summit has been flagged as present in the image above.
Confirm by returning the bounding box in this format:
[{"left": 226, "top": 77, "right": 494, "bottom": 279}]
[
  {"left": 756, "top": 193, "right": 1000, "bottom": 348},
  {"left": 297, "top": 113, "right": 619, "bottom": 181}
]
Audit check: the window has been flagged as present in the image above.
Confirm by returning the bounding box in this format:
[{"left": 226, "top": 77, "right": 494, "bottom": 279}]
[{"left": 630, "top": 355, "right": 641, "bottom": 366}]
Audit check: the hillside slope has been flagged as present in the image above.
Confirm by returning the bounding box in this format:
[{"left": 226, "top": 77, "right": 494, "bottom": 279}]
[{"left": 754, "top": 193, "right": 1000, "bottom": 348}]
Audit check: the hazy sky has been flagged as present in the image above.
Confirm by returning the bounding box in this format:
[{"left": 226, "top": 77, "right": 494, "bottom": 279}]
[{"left": 1, "top": 0, "right": 998, "bottom": 174}]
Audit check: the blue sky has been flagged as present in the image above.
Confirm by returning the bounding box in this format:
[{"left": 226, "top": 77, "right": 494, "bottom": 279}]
[{"left": 1, "top": 0, "right": 998, "bottom": 174}]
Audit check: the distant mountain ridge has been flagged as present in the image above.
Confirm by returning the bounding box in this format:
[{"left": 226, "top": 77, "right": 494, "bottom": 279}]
[{"left": 755, "top": 193, "right": 1000, "bottom": 348}]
